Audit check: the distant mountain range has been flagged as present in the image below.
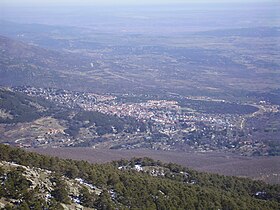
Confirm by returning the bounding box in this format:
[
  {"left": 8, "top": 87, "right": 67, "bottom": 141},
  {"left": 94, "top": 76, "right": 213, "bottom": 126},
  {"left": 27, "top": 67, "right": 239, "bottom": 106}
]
[
  {"left": 195, "top": 27, "right": 280, "bottom": 37},
  {"left": 1, "top": 24, "right": 280, "bottom": 98}
]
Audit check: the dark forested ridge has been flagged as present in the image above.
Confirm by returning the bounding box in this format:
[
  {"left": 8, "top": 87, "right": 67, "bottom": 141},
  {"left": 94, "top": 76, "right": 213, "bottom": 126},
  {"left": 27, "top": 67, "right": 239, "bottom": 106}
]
[
  {"left": 178, "top": 98, "right": 258, "bottom": 115},
  {"left": 0, "top": 144, "right": 279, "bottom": 209},
  {"left": 0, "top": 88, "right": 59, "bottom": 123}
]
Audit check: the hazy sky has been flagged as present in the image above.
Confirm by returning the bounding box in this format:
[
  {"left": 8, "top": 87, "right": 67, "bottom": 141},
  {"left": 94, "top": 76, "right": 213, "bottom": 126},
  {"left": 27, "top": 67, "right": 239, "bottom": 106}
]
[{"left": 1, "top": 0, "right": 278, "bottom": 7}]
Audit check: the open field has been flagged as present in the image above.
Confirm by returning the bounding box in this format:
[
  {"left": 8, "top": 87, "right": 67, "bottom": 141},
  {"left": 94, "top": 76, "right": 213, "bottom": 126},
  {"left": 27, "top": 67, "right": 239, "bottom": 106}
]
[{"left": 29, "top": 147, "right": 280, "bottom": 184}]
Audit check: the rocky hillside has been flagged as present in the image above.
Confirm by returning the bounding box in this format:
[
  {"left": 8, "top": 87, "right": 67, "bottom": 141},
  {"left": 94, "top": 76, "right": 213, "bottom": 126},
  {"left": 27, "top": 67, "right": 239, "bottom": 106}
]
[
  {"left": 0, "top": 161, "right": 100, "bottom": 209},
  {"left": 0, "top": 144, "right": 279, "bottom": 209}
]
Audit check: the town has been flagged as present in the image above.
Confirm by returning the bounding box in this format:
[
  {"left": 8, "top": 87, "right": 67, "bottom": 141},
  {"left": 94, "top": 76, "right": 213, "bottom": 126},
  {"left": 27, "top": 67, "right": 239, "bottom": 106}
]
[{"left": 10, "top": 86, "right": 280, "bottom": 156}]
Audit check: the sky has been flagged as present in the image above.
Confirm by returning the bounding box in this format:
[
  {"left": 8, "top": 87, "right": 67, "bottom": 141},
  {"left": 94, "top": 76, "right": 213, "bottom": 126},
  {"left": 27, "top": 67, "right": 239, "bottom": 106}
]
[{"left": 0, "top": 0, "right": 278, "bottom": 7}]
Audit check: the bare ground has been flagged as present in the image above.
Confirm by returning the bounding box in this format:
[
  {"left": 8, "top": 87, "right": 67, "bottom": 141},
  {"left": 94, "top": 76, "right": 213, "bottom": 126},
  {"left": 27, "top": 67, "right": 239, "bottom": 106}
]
[{"left": 28, "top": 148, "right": 280, "bottom": 184}]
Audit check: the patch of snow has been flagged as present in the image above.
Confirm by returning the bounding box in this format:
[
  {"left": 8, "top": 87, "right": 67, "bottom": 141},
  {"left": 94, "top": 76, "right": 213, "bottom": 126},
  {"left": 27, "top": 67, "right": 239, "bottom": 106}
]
[
  {"left": 190, "top": 180, "right": 196, "bottom": 185},
  {"left": 118, "top": 166, "right": 126, "bottom": 170},
  {"left": 109, "top": 189, "right": 117, "bottom": 199},
  {"left": 72, "top": 196, "right": 81, "bottom": 204},
  {"left": 134, "top": 164, "right": 143, "bottom": 172},
  {"left": 255, "top": 191, "right": 266, "bottom": 196},
  {"left": 75, "top": 178, "right": 95, "bottom": 189},
  {"left": 46, "top": 193, "right": 52, "bottom": 198},
  {"left": 159, "top": 190, "right": 165, "bottom": 195}
]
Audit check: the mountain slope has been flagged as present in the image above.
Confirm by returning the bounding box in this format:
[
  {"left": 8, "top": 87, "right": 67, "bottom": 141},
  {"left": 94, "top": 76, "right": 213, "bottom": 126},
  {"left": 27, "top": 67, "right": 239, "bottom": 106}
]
[
  {"left": 0, "top": 35, "right": 97, "bottom": 91},
  {"left": 0, "top": 88, "right": 63, "bottom": 124},
  {"left": 0, "top": 161, "right": 97, "bottom": 209},
  {"left": 0, "top": 144, "right": 279, "bottom": 209}
]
